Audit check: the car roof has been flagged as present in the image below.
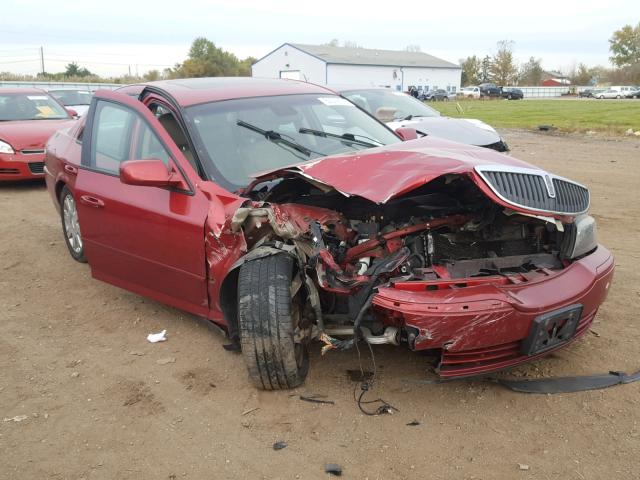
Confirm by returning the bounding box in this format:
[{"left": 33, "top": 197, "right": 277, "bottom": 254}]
[
  {"left": 0, "top": 88, "right": 48, "bottom": 95},
  {"left": 125, "top": 77, "right": 336, "bottom": 106}
]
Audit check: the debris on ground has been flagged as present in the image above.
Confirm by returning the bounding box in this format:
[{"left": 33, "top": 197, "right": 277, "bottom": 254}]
[
  {"left": 3, "top": 415, "right": 29, "bottom": 423},
  {"left": 406, "top": 420, "right": 421, "bottom": 426},
  {"left": 325, "top": 463, "right": 343, "bottom": 476},
  {"left": 146, "top": 330, "right": 167, "bottom": 343},
  {"left": 537, "top": 124, "right": 556, "bottom": 131},
  {"left": 299, "top": 394, "right": 335, "bottom": 405},
  {"left": 241, "top": 407, "right": 260, "bottom": 416},
  {"left": 129, "top": 351, "right": 145, "bottom": 356},
  {"left": 497, "top": 369, "right": 640, "bottom": 394},
  {"left": 272, "top": 441, "right": 287, "bottom": 450},
  {"left": 156, "top": 357, "right": 176, "bottom": 365},
  {"left": 518, "top": 463, "right": 530, "bottom": 471}
]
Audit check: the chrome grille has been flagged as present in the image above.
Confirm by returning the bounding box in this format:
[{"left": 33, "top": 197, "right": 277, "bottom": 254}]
[{"left": 475, "top": 166, "right": 589, "bottom": 215}]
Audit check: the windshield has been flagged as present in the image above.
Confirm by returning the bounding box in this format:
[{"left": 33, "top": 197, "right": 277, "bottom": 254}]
[
  {"left": 0, "top": 92, "right": 69, "bottom": 121},
  {"left": 341, "top": 89, "right": 440, "bottom": 122},
  {"left": 49, "top": 90, "right": 92, "bottom": 106},
  {"left": 185, "top": 93, "right": 401, "bottom": 190}
]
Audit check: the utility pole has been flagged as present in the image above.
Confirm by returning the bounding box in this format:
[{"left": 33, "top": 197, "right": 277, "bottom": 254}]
[{"left": 40, "top": 46, "right": 45, "bottom": 75}]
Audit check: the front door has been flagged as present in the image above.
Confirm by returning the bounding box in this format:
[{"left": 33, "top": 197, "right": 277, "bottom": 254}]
[{"left": 74, "top": 91, "right": 210, "bottom": 316}]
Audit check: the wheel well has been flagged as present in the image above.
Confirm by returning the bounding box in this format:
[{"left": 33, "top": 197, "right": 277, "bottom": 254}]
[
  {"left": 219, "top": 268, "right": 240, "bottom": 341},
  {"left": 55, "top": 180, "right": 66, "bottom": 205}
]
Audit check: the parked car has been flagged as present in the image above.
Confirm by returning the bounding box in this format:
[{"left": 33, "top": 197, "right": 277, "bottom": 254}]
[
  {"left": 625, "top": 88, "right": 640, "bottom": 99},
  {"left": 595, "top": 89, "right": 624, "bottom": 99},
  {"left": 459, "top": 86, "right": 481, "bottom": 98},
  {"left": 579, "top": 88, "right": 599, "bottom": 98},
  {"left": 48, "top": 89, "right": 93, "bottom": 116},
  {"left": 422, "top": 89, "right": 452, "bottom": 101},
  {"left": 0, "top": 88, "right": 75, "bottom": 182},
  {"left": 501, "top": 87, "right": 523, "bottom": 100},
  {"left": 45, "top": 78, "right": 613, "bottom": 389},
  {"left": 479, "top": 82, "right": 502, "bottom": 97},
  {"left": 336, "top": 86, "right": 509, "bottom": 151}
]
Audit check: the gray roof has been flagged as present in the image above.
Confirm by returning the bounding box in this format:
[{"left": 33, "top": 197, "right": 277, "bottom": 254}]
[{"left": 288, "top": 43, "right": 459, "bottom": 69}]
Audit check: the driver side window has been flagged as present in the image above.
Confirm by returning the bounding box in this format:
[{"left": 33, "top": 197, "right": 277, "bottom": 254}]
[{"left": 90, "top": 100, "right": 171, "bottom": 174}]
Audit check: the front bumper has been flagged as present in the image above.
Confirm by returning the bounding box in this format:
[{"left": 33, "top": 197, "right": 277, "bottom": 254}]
[
  {"left": 0, "top": 152, "right": 46, "bottom": 181},
  {"left": 373, "top": 245, "right": 614, "bottom": 378}
]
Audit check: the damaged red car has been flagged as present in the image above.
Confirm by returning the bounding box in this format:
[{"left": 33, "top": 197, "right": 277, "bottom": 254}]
[{"left": 44, "top": 78, "right": 614, "bottom": 389}]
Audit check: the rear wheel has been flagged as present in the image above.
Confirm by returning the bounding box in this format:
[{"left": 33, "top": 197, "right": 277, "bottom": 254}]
[
  {"left": 237, "top": 254, "right": 309, "bottom": 390},
  {"left": 60, "top": 186, "right": 86, "bottom": 263}
]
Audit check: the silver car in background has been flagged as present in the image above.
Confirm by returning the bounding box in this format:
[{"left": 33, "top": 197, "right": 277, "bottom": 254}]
[{"left": 334, "top": 86, "right": 509, "bottom": 152}]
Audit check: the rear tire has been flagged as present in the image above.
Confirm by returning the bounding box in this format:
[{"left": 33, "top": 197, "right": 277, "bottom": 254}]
[
  {"left": 60, "top": 186, "right": 86, "bottom": 263},
  {"left": 237, "top": 254, "right": 309, "bottom": 390}
]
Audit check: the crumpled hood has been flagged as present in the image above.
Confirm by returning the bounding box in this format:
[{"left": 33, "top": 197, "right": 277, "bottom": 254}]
[
  {"left": 0, "top": 119, "right": 75, "bottom": 151},
  {"left": 387, "top": 116, "right": 501, "bottom": 147},
  {"left": 253, "top": 136, "right": 538, "bottom": 204}
]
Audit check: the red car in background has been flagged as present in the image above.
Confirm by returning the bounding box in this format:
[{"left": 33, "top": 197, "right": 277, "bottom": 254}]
[
  {"left": 44, "top": 78, "right": 613, "bottom": 390},
  {"left": 0, "top": 88, "right": 75, "bottom": 181}
]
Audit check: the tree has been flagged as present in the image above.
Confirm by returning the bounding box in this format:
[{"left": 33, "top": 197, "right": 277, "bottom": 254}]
[
  {"left": 143, "top": 70, "right": 161, "bottom": 81},
  {"left": 480, "top": 55, "right": 492, "bottom": 83},
  {"left": 405, "top": 44, "right": 421, "bottom": 52},
  {"left": 570, "top": 63, "right": 592, "bottom": 86},
  {"left": 459, "top": 55, "right": 482, "bottom": 86},
  {"left": 65, "top": 62, "right": 80, "bottom": 76},
  {"left": 609, "top": 22, "right": 640, "bottom": 67},
  {"left": 170, "top": 37, "right": 253, "bottom": 78},
  {"left": 518, "top": 57, "right": 543, "bottom": 85},
  {"left": 490, "top": 40, "right": 517, "bottom": 85}
]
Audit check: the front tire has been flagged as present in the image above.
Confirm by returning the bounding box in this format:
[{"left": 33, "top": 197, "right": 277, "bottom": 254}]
[
  {"left": 60, "top": 186, "right": 86, "bottom": 263},
  {"left": 238, "top": 254, "right": 309, "bottom": 390}
]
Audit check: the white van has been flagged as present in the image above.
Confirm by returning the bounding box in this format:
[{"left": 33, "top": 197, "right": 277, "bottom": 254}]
[{"left": 610, "top": 86, "right": 635, "bottom": 95}]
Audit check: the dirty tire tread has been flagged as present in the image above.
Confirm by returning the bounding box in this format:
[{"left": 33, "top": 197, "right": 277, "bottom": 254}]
[{"left": 238, "top": 254, "right": 307, "bottom": 390}]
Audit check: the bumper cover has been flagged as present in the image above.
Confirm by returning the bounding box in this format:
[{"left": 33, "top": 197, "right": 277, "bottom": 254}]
[
  {"left": 0, "top": 152, "right": 46, "bottom": 181},
  {"left": 373, "top": 245, "right": 614, "bottom": 377}
]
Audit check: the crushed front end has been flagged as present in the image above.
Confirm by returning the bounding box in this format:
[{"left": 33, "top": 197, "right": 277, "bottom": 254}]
[{"left": 233, "top": 150, "right": 614, "bottom": 378}]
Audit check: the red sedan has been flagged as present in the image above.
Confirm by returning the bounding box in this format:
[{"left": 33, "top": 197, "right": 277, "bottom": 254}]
[
  {"left": 44, "top": 78, "right": 613, "bottom": 389},
  {"left": 0, "top": 88, "right": 75, "bottom": 181}
]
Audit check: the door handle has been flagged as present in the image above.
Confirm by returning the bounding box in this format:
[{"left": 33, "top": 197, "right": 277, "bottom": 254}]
[
  {"left": 64, "top": 164, "right": 78, "bottom": 175},
  {"left": 80, "top": 195, "right": 105, "bottom": 208}
]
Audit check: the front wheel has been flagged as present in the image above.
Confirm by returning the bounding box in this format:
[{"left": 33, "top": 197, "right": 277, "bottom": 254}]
[
  {"left": 60, "top": 186, "right": 86, "bottom": 263},
  {"left": 237, "top": 254, "right": 309, "bottom": 390}
]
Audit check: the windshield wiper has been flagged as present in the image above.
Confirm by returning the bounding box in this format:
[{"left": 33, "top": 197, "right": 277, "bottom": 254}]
[
  {"left": 298, "top": 127, "right": 382, "bottom": 148},
  {"left": 236, "top": 120, "right": 320, "bottom": 157}
]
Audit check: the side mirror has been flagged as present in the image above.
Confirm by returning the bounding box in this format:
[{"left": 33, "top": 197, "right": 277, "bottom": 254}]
[
  {"left": 66, "top": 108, "right": 79, "bottom": 118},
  {"left": 395, "top": 127, "right": 418, "bottom": 141},
  {"left": 120, "top": 159, "right": 183, "bottom": 188}
]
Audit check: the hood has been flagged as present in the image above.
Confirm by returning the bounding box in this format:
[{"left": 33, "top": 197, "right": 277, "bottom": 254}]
[
  {"left": 0, "top": 119, "right": 75, "bottom": 151},
  {"left": 387, "top": 116, "right": 501, "bottom": 147},
  {"left": 253, "top": 136, "right": 537, "bottom": 204}
]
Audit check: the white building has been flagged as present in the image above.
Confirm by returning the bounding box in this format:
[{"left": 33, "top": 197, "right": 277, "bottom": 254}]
[{"left": 252, "top": 43, "right": 461, "bottom": 94}]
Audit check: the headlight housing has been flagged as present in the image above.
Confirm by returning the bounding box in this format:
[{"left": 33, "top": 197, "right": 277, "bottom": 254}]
[
  {"left": 0, "top": 140, "right": 15, "bottom": 154},
  {"left": 561, "top": 215, "right": 598, "bottom": 259}
]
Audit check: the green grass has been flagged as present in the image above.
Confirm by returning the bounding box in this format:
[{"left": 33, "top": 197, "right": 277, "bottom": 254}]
[{"left": 431, "top": 99, "right": 640, "bottom": 135}]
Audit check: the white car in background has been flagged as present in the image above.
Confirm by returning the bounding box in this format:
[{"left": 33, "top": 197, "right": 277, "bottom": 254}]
[
  {"left": 459, "top": 86, "right": 481, "bottom": 98},
  {"left": 596, "top": 89, "right": 625, "bottom": 99},
  {"left": 335, "top": 86, "right": 509, "bottom": 152},
  {"left": 47, "top": 89, "right": 93, "bottom": 116}
]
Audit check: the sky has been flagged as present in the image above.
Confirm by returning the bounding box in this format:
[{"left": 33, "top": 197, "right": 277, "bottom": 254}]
[{"left": 1, "top": 0, "right": 638, "bottom": 77}]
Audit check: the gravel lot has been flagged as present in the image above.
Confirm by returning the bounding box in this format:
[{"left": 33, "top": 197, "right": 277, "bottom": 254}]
[{"left": 1, "top": 130, "right": 639, "bottom": 480}]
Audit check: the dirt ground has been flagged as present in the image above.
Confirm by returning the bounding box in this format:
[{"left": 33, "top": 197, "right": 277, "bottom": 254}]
[{"left": 1, "top": 130, "right": 639, "bottom": 480}]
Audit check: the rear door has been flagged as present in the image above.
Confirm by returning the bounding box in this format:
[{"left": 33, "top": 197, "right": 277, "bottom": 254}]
[{"left": 74, "top": 90, "right": 211, "bottom": 316}]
